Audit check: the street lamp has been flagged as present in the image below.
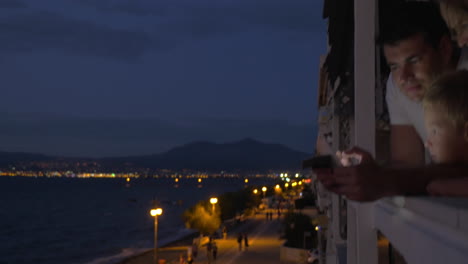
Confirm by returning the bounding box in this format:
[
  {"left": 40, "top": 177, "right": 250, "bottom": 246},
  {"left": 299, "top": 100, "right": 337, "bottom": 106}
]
[
  {"left": 210, "top": 197, "right": 218, "bottom": 214},
  {"left": 150, "top": 208, "right": 163, "bottom": 264},
  {"left": 262, "top": 186, "right": 267, "bottom": 197},
  {"left": 253, "top": 189, "right": 258, "bottom": 194}
]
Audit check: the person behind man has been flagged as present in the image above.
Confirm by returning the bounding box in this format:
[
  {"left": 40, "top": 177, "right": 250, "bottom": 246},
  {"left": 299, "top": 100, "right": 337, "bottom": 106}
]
[
  {"left": 422, "top": 70, "right": 468, "bottom": 196},
  {"left": 317, "top": 2, "right": 468, "bottom": 201},
  {"left": 442, "top": 0, "right": 468, "bottom": 15},
  {"left": 440, "top": 1, "right": 468, "bottom": 47}
]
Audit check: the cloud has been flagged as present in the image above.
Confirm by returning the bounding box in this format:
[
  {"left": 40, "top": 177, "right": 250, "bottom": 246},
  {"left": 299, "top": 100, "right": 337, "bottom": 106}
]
[
  {"left": 0, "top": 11, "right": 155, "bottom": 61},
  {"left": 76, "top": 0, "right": 323, "bottom": 38},
  {"left": 234, "top": 0, "right": 323, "bottom": 32},
  {"left": 0, "top": 0, "right": 323, "bottom": 60},
  {"left": 0, "top": 0, "right": 27, "bottom": 9},
  {"left": 76, "top": 0, "right": 169, "bottom": 17}
]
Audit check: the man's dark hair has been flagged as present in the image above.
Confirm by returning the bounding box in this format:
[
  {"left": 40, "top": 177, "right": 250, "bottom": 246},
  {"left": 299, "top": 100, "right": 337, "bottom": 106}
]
[{"left": 377, "top": 2, "right": 450, "bottom": 49}]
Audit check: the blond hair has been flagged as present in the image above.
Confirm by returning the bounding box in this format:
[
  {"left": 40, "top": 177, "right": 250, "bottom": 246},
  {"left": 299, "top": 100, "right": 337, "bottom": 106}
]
[
  {"left": 423, "top": 70, "right": 468, "bottom": 127},
  {"left": 440, "top": 2, "right": 468, "bottom": 37}
]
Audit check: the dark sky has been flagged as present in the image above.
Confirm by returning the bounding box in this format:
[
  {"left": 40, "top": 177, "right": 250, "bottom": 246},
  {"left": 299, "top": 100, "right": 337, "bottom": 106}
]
[{"left": 0, "top": 0, "right": 326, "bottom": 157}]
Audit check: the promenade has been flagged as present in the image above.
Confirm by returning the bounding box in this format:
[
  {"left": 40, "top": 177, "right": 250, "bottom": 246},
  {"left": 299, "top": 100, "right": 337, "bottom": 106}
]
[
  {"left": 121, "top": 213, "right": 285, "bottom": 264},
  {"left": 192, "top": 214, "right": 284, "bottom": 264}
]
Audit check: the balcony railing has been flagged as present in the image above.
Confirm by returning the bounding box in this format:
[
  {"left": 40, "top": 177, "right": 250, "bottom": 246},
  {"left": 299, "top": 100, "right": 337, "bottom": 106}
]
[{"left": 374, "top": 197, "right": 468, "bottom": 264}]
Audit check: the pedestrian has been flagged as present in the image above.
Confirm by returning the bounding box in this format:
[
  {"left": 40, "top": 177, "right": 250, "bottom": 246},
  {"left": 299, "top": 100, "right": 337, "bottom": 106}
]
[
  {"left": 179, "top": 253, "right": 187, "bottom": 264},
  {"left": 212, "top": 241, "right": 218, "bottom": 260},
  {"left": 191, "top": 243, "right": 198, "bottom": 259},
  {"left": 206, "top": 238, "right": 213, "bottom": 263},
  {"left": 187, "top": 245, "right": 194, "bottom": 264},
  {"left": 237, "top": 233, "right": 243, "bottom": 251},
  {"left": 222, "top": 226, "right": 227, "bottom": 239},
  {"left": 243, "top": 233, "right": 249, "bottom": 251}
]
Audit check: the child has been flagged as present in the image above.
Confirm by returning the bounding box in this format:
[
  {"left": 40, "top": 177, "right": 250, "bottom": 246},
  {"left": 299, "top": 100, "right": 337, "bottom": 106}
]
[
  {"left": 422, "top": 70, "right": 468, "bottom": 196},
  {"left": 440, "top": 1, "right": 468, "bottom": 48}
]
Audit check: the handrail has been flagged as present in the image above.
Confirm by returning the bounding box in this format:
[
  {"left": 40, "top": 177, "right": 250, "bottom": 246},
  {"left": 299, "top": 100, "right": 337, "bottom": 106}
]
[{"left": 374, "top": 197, "right": 468, "bottom": 264}]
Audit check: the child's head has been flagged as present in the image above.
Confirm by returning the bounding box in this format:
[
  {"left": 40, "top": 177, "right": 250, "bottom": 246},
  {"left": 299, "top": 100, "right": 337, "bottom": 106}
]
[
  {"left": 423, "top": 70, "right": 468, "bottom": 163},
  {"left": 440, "top": 2, "right": 468, "bottom": 47}
]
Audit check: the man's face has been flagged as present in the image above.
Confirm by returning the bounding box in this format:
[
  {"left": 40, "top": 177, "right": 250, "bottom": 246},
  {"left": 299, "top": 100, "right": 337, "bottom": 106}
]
[
  {"left": 384, "top": 34, "right": 447, "bottom": 102},
  {"left": 424, "top": 105, "right": 467, "bottom": 163}
]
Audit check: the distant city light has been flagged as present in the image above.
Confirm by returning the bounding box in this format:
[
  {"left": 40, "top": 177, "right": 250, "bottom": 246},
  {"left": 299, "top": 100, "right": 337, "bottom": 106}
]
[{"left": 295, "top": 173, "right": 299, "bottom": 178}]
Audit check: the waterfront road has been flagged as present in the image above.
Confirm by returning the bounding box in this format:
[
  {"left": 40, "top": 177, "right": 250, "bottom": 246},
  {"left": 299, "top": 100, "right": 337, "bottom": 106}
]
[{"left": 192, "top": 214, "right": 284, "bottom": 264}]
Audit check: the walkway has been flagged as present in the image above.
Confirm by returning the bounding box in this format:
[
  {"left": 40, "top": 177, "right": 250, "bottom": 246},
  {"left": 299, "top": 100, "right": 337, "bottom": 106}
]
[
  {"left": 192, "top": 214, "right": 284, "bottom": 264},
  {"left": 121, "top": 213, "right": 285, "bottom": 264}
]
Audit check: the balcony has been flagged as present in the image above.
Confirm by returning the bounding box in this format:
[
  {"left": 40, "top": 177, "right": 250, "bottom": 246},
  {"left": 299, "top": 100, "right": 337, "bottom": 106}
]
[{"left": 374, "top": 197, "right": 468, "bottom": 264}]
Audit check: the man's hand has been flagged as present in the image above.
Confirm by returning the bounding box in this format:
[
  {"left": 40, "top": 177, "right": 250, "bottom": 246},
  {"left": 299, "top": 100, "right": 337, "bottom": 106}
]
[
  {"left": 315, "top": 147, "right": 390, "bottom": 201},
  {"left": 337, "top": 146, "right": 375, "bottom": 167}
]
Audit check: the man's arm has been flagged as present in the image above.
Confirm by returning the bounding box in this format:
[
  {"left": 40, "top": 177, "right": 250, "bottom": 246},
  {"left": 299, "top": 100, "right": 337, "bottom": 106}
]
[
  {"left": 390, "top": 125, "right": 426, "bottom": 167},
  {"left": 318, "top": 154, "right": 468, "bottom": 201},
  {"left": 318, "top": 162, "right": 468, "bottom": 201},
  {"left": 427, "top": 177, "right": 468, "bottom": 196}
]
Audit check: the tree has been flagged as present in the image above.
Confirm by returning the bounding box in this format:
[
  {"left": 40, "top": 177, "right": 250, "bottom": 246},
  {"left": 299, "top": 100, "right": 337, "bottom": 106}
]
[
  {"left": 183, "top": 203, "right": 221, "bottom": 235},
  {"left": 282, "top": 212, "right": 317, "bottom": 248}
]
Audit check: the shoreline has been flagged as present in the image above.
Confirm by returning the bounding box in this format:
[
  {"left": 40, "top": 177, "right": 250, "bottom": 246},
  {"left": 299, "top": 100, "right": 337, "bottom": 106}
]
[
  {"left": 118, "top": 218, "right": 246, "bottom": 264},
  {"left": 118, "top": 231, "right": 199, "bottom": 264}
]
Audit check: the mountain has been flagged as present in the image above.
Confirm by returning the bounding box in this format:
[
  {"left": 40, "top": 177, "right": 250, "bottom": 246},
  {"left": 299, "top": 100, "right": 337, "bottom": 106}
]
[
  {"left": 0, "top": 151, "right": 54, "bottom": 166},
  {"left": 0, "top": 138, "right": 312, "bottom": 172},
  {"left": 102, "top": 138, "right": 312, "bottom": 172}
]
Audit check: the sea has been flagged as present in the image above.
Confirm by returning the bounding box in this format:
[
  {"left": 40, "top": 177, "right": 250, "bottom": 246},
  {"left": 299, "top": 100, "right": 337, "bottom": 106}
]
[{"left": 0, "top": 176, "right": 275, "bottom": 264}]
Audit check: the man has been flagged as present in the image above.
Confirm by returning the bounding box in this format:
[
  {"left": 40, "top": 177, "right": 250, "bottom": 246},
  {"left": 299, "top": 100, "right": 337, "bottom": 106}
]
[{"left": 318, "top": 2, "right": 467, "bottom": 201}]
